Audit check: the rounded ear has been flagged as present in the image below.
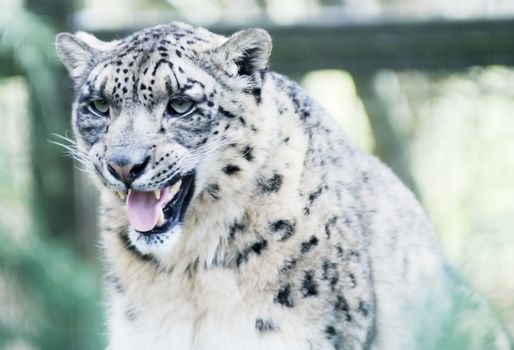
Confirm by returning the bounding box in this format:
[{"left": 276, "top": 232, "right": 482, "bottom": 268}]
[
  {"left": 55, "top": 32, "right": 113, "bottom": 88},
  {"left": 214, "top": 28, "right": 272, "bottom": 76}
]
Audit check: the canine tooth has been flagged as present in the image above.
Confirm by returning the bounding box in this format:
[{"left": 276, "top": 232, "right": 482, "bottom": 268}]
[
  {"left": 157, "top": 209, "right": 165, "bottom": 226},
  {"left": 116, "top": 191, "right": 126, "bottom": 200},
  {"left": 154, "top": 190, "right": 161, "bottom": 200},
  {"left": 169, "top": 179, "right": 182, "bottom": 197}
]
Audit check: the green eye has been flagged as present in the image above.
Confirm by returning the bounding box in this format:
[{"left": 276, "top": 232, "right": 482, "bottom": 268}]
[
  {"left": 166, "top": 96, "right": 195, "bottom": 116},
  {"left": 89, "top": 99, "right": 110, "bottom": 116}
]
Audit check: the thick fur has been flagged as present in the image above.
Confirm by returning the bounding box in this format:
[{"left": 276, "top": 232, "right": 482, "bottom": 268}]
[{"left": 55, "top": 22, "right": 512, "bottom": 350}]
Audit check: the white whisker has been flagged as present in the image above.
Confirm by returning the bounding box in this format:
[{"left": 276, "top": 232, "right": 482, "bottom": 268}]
[{"left": 49, "top": 133, "right": 92, "bottom": 171}]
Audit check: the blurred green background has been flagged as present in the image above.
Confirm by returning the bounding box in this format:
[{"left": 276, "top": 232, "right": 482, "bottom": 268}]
[{"left": 1, "top": 0, "right": 513, "bottom": 348}]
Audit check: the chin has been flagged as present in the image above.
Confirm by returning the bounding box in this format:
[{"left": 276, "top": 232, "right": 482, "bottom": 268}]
[{"left": 126, "top": 224, "right": 184, "bottom": 260}]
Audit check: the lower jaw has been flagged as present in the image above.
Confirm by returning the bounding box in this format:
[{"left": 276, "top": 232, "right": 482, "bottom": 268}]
[{"left": 125, "top": 224, "right": 183, "bottom": 258}]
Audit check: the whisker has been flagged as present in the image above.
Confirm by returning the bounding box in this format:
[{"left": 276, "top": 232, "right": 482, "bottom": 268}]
[{"left": 49, "top": 133, "right": 92, "bottom": 169}]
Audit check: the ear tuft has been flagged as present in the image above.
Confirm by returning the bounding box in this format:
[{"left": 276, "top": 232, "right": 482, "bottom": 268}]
[{"left": 218, "top": 28, "right": 272, "bottom": 76}]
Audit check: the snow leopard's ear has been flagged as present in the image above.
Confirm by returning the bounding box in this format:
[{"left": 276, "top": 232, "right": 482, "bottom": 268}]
[
  {"left": 55, "top": 32, "right": 113, "bottom": 87},
  {"left": 214, "top": 28, "right": 272, "bottom": 77}
]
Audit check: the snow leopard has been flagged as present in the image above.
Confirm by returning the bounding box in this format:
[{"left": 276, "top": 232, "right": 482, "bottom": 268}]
[{"left": 55, "top": 22, "right": 512, "bottom": 350}]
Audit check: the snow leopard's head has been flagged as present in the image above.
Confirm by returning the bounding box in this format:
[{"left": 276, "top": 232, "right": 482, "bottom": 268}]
[{"left": 55, "top": 22, "right": 271, "bottom": 258}]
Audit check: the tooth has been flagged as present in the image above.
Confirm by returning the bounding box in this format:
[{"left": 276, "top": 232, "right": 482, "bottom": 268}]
[
  {"left": 157, "top": 209, "right": 165, "bottom": 226},
  {"left": 154, "top": 190, "right": 161, "bottom": 200},
  {"left": 170, "top": 179, "right": 182, "bottom": 197},
  {"left": 116, "top": 191, "right": 126, "bottom": 200}
]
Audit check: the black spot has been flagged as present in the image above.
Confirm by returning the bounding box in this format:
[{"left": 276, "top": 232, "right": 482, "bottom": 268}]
[
  {"left": 300, "top": 236, "right": 319, "bottom": 254},
  {"left": 235, "top": 238, "right": 268, "bottom": 267},
  {"left": 348, "top": 273, "right": 357, "bottom": 288},
  {"left": 308, "top": 187, "right": 323, "bottom": 204},
  {"left": 280, "top": 257, "right": 297, "bottom": 273},
  {"left": 325, "top": 325, "right": 343, "bottom": 348},
  {"left": 106, "top": 274, "right": 124, "bottom": 294},
  {"left": 175, "top": 49, "right": 182, "bottom": 57},
  {"left": 126, "top": 305, "right": 137, "bottom": 321},
  {"left": 300, "top": 270, "right": 318, "bottom": 297},
  {"left": 257, "top": 173, "right": 283, "bottom": 194},
  {"left": 140, "top": 83, "right": 146, "bottom": 90},
  {"left": 251, "top": 239, "right": 268, "bottom": 255},
  {"left": 324, "top": 216, "right": 338, "bottom": 239},
  {"left": 205, "top": 183, "right": 220, "bottom": 200},
  {"left": 350, "top": 250, "right": 361, "bottom": 261},
  {"left": 223, "top": 164, "right": 241, "bottom": 175},
  {"left": 251, "top": 87, "right": 262, "bottom": 104},
  {"left": 238, "top": 116, "right": 246, "bottom": 125},
  {"left": 335, "top": 295, "right": 352, "bottom": 322},
  {"left": 242, "top": 145, "right": 254, "bottom": 161},
  {"left": 275, "top": 284, "right": 294, "bottom": 307},
  {"left": 325, "top": 325, "right": 336, "bottom": 337},
  {"left": 321, "top": 260, "right": 339, "bottom": 291},
  {"left": 358, "top": 300, "right": 369, "bottom": 317},
  {"left": 232, "top": 248, "right": 249, "bottom": 266},
  {"left": 270, "top": 219, "right": 296, "bottom": 241},
  {"left": 335, "top": 245, "right": 344, "bottom": 258},
  {"left": 122, "top": 87, "right": 128, "bottom": 94},
  {"left": 229, "top": 220, "right": 246, "bottom": 240},
  {"left": 207, "top": 101, "right": 214, "bottom": 107},
  {"left": 255, "top": 318, "right": 275, "bottom": 333},
  {"left": 218, "top": 106, "right": 237, "bottom": 119}
]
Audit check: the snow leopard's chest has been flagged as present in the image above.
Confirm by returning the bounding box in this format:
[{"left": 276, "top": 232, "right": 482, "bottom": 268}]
[{"left": 107, "top": 268, "right": 316, "bottom": 350}]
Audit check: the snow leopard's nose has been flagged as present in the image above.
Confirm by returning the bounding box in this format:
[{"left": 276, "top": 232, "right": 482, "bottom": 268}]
[{"left": 107, "top": 155, "right": 150, "bottom": 186}]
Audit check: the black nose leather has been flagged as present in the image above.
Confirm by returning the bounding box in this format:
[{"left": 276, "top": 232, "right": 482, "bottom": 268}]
[{"left": 107, "top": 156, "right": 150, "bottom": 185}]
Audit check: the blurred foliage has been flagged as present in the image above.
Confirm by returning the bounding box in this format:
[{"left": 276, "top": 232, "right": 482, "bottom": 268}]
[
  {"left": 0, "top": 1, "right": 105, "bottom": 349},
  {"left": 0, "top": 231, "right": 104, "bottom": 350},
  {"left": 1, "top": 0, "right": 76, "bottom": 238}
]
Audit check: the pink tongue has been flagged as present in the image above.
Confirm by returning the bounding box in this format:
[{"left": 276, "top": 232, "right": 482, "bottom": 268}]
[{"left": 126, "top": 188, "right": 170, "bottom": 232}]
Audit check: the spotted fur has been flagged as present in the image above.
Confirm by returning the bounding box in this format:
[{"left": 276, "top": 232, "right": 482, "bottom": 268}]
[{"left": 56, "top": 22, "right": 512, "bottom": 350}]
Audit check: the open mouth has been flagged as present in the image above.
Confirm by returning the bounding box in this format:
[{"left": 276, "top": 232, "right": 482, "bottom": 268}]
[{"left": 125, "top": 173, "right": 196, "bottom": 235}]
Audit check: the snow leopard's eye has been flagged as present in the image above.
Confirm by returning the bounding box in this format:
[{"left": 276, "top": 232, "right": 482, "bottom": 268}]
[
  {"left": 88, "top": 99, "right": 110, "bottom": 117},
  {"left": 166, "top": 96, "right": 195, "bottom": 117}
]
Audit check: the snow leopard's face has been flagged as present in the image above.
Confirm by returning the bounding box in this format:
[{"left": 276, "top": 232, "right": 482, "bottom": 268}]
[{"left": 56, "top": 23, "right": 271, "bottom": 257}]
